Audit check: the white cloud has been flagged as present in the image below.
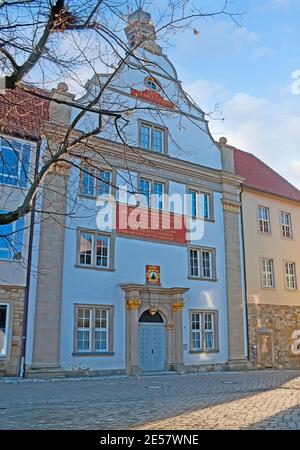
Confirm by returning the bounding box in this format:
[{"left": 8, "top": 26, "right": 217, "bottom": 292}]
[
  {"left": 251, "top": 46, "right": 277, "bottom": 61},
  {"left": 185, "top": 79, "right": 227, "bottom": 112},
  {"left": 186, "top": 82, "right": 300, "bottom": 189}
]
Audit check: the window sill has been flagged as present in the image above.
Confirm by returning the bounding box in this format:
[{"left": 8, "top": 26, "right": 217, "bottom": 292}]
[
  {"left": 188, "top": 276, "right": 218, "bottom": 282},
  {"left": 72, "top": 352, "right": 114, "bottom": 357},
  {"left": 75, "top": 264, "right": 115, "bottom": 272},
  {"left": 189, "top": 350, "right": 220, "bottom": 354}
]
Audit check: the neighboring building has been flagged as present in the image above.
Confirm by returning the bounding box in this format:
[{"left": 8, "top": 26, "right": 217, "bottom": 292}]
[
  {"left": 0, "top": 87, "right": 49, "bottom": 376},
  {"left": 220, "top": 137, "right": 300, "bottom": 369},
  {"left": 25, "top": 9, "right": 249, "bottom": 378}
]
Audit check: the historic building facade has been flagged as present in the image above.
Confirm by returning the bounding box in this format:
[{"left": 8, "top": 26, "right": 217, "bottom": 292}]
[
  {"left": 24, "top": 9, "right": 249, "bottom": 378},
  {"left": 220, "top": 138, "right": 300, "bottom": 369},
  {"left": 0, "top": 87, "right": 49, "bottom": 376}
]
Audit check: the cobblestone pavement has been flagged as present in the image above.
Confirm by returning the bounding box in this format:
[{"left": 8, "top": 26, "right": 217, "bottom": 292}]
[{"left": 1, "top": 370, "right": 300, "bottom": 430}]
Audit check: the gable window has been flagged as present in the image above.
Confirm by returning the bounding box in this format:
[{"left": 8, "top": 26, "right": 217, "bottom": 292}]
[
  {"left": 139, "top": 121, "right": 167, "bottom": 153},
  {"left": 144, "top": 76, "right": 160, "bottom": 91},
  {"left": 75, "top": 305, "right": 114, "bottom": 354},
  {"left": 0, "top": 138, "right": 31, "bottom": 188},
  {"left": 285, "top": 261, "right": 297, "bottom": 290},
  {"left": 0, "top": 304, "right": 9, "bottom": 356},
  {"left": 78, "top": 230, "right": 113, "bottom": 270},
  {"left": 280, "top": 212, "right": 292, "bottom": 239},
  {"left": 189, "top": 247, "right": 216, "bottom": 280},
  {"left": 80, "top": 167, "right": 112, "bottom": 197},
  {"left": 261, "top": 258, "right": 275, "bottom": 288},
  {"left": 188, "top": 190, "right": 212, "bottom": 220},
  {"left": 0, "top": 211, "right": 24, "bottom": 261},
  {"left": 139, "top": 178, "right": 165, "bottom": 210},
  {"left": 258, "top": 206, "right": 271, "bottom": 234},
  {"left": 190, "top": 310, "right": 218, "bottom": 352}
]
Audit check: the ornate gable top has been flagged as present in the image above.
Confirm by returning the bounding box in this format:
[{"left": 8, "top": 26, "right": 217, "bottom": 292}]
[{"left": 125, "top": 8, "right": 162, "bottom": 55}]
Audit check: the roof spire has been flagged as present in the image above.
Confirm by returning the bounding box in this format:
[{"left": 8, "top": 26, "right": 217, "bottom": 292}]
[{"left": 125, "top": 7, "right": 162, "bottom": 55}]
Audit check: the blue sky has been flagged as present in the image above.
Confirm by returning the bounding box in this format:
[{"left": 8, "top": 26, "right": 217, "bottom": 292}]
[{"left": 164, "top": 0, "right": 300, "bottom": 188}]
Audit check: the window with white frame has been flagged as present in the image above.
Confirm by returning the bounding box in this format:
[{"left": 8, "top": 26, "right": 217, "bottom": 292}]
[
  {"left": 139, "top": 121, "right": 167, "bottom": 153},
  {"left": 0, "top": 211, "right": 24, "bottom": 261},
  {"left": 0, "top": 304, "right": 9, "bottom": 356},
  {"left": 188, "top": 190, "right": 211, "bottom": 220},
  {"left": 139, "top": 178, "right": 165, "bottom": 210},
  {"left": 261, "top": 258, "right": 275, "bottom": 288},
  {"left": 75, "top": 306, "right": 112, "bottom": 353},
  {"left": 281, "top": 212, "right": 292, "bottom": 239},
  {"left": 80, "top": 166, "right": 112, "bottom": 197},
  {"left": 190, "top": 311, "right": 217, "bottom": 352},
  {"left": 258, "top": 206, "right": 271, "bottom": 234},
  {"left": 285, "top": 261, "right": 297, "bottom": 290},
  {"left": 78, "top": 231, "right": 111, "bottom": 269},
  {"left": 189, "top": 247, "right": 215, "bottom": 280},
  {"left": 0, "top": 138, "right": 31, "bottom": 187}
]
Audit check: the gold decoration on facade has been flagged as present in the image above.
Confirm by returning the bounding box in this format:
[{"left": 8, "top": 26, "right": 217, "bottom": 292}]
[
  {"left": 172, "top": 301, "right": 185, "bottom": 312},
  {"left": 165, "top": 324, "right": 175, "bottom": 331},
  {"left": 149, "top": 307, "right": 157, "bottom": 316},
  {"left": 126, "top": 300, "right": 141, "bottom": 310}
]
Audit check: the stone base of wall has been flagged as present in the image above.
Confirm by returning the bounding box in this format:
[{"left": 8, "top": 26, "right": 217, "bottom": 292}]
[
  {"left": 248, "top": 303, "right": 300, "bottom": 369},
  {"left": 25, "top": 363, "right": 248, "bottom": 379},
  {"left": 0, "top": 286, "right": 25, "bottom": 377}
]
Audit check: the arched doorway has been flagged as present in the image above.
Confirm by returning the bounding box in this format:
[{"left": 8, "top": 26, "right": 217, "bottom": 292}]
[{"left": 138, "top": 310, "right": 166, "bottom": 372}]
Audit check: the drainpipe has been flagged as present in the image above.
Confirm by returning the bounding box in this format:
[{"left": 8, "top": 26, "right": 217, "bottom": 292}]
[
  {"left": 19, "top": 138, "right": 42, "bottom": 378},
  {"left": 239, "top": 185, "right": 250, "bottom": 362}
]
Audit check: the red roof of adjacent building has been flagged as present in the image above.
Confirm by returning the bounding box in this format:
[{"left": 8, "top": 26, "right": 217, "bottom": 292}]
[
  {"left": 0, "top": 85, "right": 50, "bottom": 141},
  {"left": 234, "top": 148, "right": 300, "bottom": 203}
]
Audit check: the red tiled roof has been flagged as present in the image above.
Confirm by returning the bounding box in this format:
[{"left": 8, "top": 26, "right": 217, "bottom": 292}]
[
  {"left": 234, "top": 148, "right": 300, "bottom": 203},
  {"left": 0, "top": 85, "right": 49, "bottom": 141}
]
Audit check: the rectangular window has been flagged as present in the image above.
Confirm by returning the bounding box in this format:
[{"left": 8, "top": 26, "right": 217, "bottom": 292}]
[
  {"left": 153, "top": 128, "right": 163, "bottom": 153},
  {"left": 203, "top": 193, "right": 210, "bottom": 220},
  {"left": 190, "top": 310, "right": 217, "bottom": 352},
  {"left": 285, "top": 262, "right": 297, "bottom": 290},
  {"left": 80, "top": 167, "right": 112, "bottom": 197},
  {"left": 281, "top": 212, "right": 292, "bottom": 239},
  {"left": 95, "top": 309, "right": 108, "bottom": 351},
  {"left": 188, "top": 190, "right": 212, "bottom": 219},
  {"left": 96, "top": 235, "right": 109, "bottom": 268},
  {"left": 189, "top": 190, "right": 198, "bottom": 218},
  {"left": 258, "top": 206, "right": 271, "bottom": 234},
  {"left": 261, "top": 258, "right": 275, "bottom": 288},
  {"left": 139, "top": 178, "right": 166, "bottom": 210},
  {"left": 75, "top": 305, "right": 113, "bottom": 354},
  {"left": 189, "top": 247, "right": 215, "bottom": 280},
  {"left": 139, "top": 178, "right": 151, "bottom": 207},
  {"left": 0, "top": 304, "right": 9, "bottom": 356},
  {"left": 140, "top": 124, "right": 151, "bottom": 150},
  {"left": 191, "top": 313, "right": 202, "bottom": 351},
  {"left": 78, "top": 231, "right": 112, "bottom": 270},
  {"left": 0, "top": 138, "right": 31, "bottom": 187},
  {"left": 153, "top": 182, "right": 164, "bottom": 210},
  {"left": 0, "top": 210, "right": 24, "bottom": 261},
  {"left": 139, "top": 121, "right": 167, "bottom": 153},
  {"left": 77, "top": 307, "right": 92, "bottom": 352}
]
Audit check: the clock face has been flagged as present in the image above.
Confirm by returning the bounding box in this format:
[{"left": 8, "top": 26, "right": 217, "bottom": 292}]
[{"left": 146, "top": 265, "right": 161, "bottom": 285}]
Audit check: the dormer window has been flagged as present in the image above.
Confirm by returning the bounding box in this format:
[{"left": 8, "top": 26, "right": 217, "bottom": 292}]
[{"left": 144, "top": 76, "right": 160, "bottom": 91}]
